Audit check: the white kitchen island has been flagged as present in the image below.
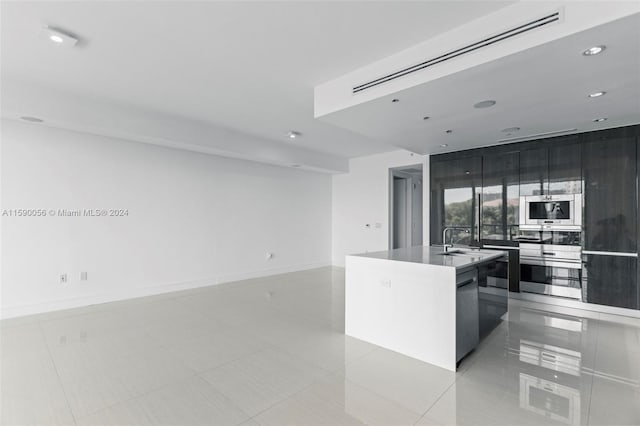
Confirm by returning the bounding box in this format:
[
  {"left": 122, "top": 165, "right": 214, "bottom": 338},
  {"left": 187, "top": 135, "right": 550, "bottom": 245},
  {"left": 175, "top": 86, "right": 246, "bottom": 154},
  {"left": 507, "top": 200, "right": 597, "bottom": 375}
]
[{"left": 345, "top": 246, "right": 506, "bottom": 371}]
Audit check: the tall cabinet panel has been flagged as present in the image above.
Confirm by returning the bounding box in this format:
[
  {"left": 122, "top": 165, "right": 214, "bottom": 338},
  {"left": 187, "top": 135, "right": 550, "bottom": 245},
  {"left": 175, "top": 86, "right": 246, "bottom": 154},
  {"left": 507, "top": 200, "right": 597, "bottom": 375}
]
[
  {"left": 430, "top": 156, "right": 482, "bottom": 245},
  {"left": 583, "top": 255, "right": 638, "bottom": 310},
  {"left": 583, "top": 137, "right": 637, "bottom": 253},
  {"left": 519, "top": 147, "right": 547, "bottom": 196},
  {"left": 582, "top": 136, "right": 638, "bottom": 309},
  {"left": 481, "top": 152, "right": 519, "bottom": 243},
  {"left": 549, "top": 141, "right": 581, "bottom": 195}
]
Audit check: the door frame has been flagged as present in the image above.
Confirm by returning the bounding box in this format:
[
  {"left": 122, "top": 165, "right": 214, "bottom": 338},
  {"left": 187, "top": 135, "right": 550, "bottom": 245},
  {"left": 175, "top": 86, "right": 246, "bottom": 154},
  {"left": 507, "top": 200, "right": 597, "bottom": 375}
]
[{"left": 389, "top": 164, "right": 424, "bottom": 250}]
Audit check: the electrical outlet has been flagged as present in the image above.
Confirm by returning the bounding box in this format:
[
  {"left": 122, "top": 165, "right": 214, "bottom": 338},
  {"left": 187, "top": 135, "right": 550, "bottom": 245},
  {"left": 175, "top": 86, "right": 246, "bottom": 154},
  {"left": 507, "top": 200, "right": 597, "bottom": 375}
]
[
  {"left": 60, "top": 274, "right": 68, "bottom": 284},
  {"left": 80, "top": 271, "right": 88, "bottom": 281}
]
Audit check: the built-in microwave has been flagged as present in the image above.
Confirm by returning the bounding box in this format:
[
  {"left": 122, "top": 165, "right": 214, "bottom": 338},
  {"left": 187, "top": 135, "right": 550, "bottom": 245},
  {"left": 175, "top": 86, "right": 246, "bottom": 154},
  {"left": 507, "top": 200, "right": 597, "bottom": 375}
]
[{"left": 519, "top": 194, "right": 582, "bottom": 231}]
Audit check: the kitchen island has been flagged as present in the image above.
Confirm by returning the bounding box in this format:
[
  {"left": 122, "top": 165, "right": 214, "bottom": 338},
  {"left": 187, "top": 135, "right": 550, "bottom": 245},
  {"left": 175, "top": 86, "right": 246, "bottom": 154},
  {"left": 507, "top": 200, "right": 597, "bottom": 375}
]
[{"left": 345, "top": 246, "right": 506, "bottom": 371}]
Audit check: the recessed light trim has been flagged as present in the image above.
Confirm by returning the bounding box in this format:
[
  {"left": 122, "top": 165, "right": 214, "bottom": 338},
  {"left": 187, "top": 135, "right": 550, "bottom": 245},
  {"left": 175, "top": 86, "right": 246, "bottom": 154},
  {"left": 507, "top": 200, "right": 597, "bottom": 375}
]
[
  {"left": 593, "top": 117, "right": 607, "bottom": 122},
  {"left": 582, "top": 45, "right": 606, "bottom": 56},
  {"left": 440, "top": 144, "right": 448, "bottom": 147},
  {"left": 445, "top": 129, "right": 453, "bottom": 134},
  {"left": 40, "top": 26, "right": 79, "bottom": 47},
  {"left": 391, "top": 98, "right": 400, "bottom": 103},
  {"left": 588, "top": 91, "right": 606, "bottom": 98},
  {"left": 291, "top": 164, "right": 301, "bottom": 168},
  {"left": 423, "top": 116, "right": 430, "bottom": 121},
  {"left": 286, "top": 131, "right": 301, "bottom": 139},
  {"left": 20, "top": 116, "right": 44, "bottom": 123},
  {"left": 474, "top": 100, "right": 496, "bottom": 109}
]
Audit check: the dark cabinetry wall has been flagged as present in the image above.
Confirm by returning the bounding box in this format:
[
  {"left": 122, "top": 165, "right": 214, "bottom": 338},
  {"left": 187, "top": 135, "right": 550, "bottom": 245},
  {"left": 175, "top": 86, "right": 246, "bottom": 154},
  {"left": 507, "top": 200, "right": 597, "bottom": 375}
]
[{"left": 430, "top": 125, "right": 640, "bottom": 311}]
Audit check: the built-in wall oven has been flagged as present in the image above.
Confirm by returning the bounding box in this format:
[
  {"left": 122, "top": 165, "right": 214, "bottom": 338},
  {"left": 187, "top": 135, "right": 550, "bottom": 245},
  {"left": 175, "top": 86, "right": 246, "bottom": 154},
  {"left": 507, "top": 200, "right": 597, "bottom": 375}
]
[
  {"left": 520, "top": 194, "right": 582, "bottom": 231},
  {"left": 518, "top": 230, "right": 582, "bottom": 300}
]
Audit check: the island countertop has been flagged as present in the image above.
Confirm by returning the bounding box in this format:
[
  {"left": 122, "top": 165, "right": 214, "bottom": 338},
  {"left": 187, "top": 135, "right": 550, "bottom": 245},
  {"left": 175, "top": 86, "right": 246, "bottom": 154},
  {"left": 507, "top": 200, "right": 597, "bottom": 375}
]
[{"left": 351, "top": 245, "right": 505, "bottom": 270}]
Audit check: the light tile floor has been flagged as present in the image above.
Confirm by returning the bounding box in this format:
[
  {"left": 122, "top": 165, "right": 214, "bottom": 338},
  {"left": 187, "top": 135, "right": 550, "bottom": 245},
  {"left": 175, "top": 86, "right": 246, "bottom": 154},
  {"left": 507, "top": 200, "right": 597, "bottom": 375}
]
[{"left": 1, "top": 266, "right": 639, "bottom": 425}]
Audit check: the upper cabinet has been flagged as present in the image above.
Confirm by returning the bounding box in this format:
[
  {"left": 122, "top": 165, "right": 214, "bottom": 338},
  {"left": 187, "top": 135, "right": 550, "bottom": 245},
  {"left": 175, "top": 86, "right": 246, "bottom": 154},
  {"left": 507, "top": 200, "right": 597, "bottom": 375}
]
[
  {"left": 520, "top": 139, "right": 581, "bottom": 196},
  {"left": 583, "top": 136, "right": 637, "bottom": 253},
  {"left": 519, "top": 147, "right": 547, "bottom": 196},
  {"left": 430, "top": 156, "right": 482, "bottom": 246},
  {"left": 481, "top": 152, "right": 519, "bottom": 243}
]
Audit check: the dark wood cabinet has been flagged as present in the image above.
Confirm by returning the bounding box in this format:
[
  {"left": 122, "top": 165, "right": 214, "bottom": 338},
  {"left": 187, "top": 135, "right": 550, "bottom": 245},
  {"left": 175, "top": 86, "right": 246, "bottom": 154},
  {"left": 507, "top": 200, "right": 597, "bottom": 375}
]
[
  {"left": 549, "top": 142, "right": 582, "bottom": 194},
  {"left": 583, "top": 254, "right": 638, "bottom": 310},
  {"left": 519, "top": 147, "right": 547, "bottom": 196},
  {"left": 583, "top": 137, "right": 637, "bottom": 253},
  {"left": 481, "top": 152, "right": 519, "bottom": 243},
  {"left": 520, "top": 141, "right": 581, "bottom": 196},
  {"left": 430, "top": 156, "right": 481, "bottom": 245}
]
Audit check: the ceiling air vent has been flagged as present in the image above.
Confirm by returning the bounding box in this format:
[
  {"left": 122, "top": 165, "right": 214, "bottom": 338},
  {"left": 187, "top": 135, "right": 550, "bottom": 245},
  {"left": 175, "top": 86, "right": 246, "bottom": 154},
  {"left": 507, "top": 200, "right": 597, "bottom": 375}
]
[{"left": 352, "top": 11, "right": 561, "bottom": 94}]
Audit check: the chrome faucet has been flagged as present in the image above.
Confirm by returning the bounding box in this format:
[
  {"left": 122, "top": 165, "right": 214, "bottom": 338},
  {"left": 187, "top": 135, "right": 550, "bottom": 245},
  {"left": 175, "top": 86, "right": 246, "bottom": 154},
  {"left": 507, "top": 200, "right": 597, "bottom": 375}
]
[{"left": 442, "top": 227, "right": 470, "bottom": 252}]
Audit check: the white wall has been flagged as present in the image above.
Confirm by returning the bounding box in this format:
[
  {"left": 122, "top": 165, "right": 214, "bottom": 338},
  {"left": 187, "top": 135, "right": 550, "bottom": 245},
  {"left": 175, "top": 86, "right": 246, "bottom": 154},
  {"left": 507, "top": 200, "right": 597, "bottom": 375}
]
[
  {"left": 331, "top": 150, "right": 429, "bottom": 266},
  {"left": 1, "top": 120, "right": 332, "bottom": 318}
]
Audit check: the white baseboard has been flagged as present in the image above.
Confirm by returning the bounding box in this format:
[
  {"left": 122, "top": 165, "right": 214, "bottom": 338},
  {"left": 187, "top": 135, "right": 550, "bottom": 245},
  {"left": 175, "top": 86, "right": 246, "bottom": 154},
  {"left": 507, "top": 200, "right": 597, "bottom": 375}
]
[{"left": 0, "top": 261, "right": 331, "bottom": 320}]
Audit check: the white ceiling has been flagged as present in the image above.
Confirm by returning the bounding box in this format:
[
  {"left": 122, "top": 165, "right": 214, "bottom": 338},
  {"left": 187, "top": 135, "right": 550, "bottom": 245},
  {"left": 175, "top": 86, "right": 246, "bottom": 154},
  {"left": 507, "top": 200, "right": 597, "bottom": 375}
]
[
  {"left": 318, "top": 11, "right": 640, "bottom": 155},
  {"left": 0, "top": 0, "right": 514, "bottom": 167}
]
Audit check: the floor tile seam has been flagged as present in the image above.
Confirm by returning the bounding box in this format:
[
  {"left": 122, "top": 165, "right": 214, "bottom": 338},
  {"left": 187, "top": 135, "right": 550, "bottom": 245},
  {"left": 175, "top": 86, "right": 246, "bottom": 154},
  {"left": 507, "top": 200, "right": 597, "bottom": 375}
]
[
  {"left": 337, "top": 375, "right": 425, "bottom": 423},
  {"left": 70, "top": 368, "right": 201, "bottom": 422},
  {"left": 183, "top": 344, "right": 272, "bottom": 375},
  {"left": 411, "top": 378, "right": 457, "bottom": 426},
  {"left": 37, "top": 320, "right": 79, "bottom": 426},
  {"left": 242, "top": 368, "right": 338, "bottom": 422}
]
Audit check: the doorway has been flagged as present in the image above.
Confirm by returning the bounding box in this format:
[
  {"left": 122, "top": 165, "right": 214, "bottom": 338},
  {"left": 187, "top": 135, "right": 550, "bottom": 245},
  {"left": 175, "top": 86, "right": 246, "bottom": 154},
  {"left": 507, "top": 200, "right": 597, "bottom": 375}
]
[{"left": 389, "top": 164, "right": 423, "bottom": 249}]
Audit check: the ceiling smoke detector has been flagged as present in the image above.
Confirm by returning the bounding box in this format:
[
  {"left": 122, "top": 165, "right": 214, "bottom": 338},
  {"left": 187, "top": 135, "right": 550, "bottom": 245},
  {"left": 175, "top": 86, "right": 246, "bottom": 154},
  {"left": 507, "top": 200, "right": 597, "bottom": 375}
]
[
  {"left": 474, "top": 100, "right": 496, "bottom": 109},
  {"left": 40, "top": 26, "right": 79, "bottom": 47}
]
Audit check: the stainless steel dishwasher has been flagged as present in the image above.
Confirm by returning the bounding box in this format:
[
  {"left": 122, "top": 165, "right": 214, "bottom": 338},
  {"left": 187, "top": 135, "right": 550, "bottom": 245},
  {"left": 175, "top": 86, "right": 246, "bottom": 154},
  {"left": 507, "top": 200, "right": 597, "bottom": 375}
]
[{"left": 456, "top": 268, "right": 479, "bottom": 364}]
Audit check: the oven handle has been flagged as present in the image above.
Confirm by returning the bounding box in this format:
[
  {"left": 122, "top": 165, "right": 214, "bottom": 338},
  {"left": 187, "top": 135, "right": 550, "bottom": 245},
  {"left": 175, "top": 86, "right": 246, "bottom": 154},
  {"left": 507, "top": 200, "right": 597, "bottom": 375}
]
[{"left": 520, "top": 257, "right": 583, "bottom": 269}]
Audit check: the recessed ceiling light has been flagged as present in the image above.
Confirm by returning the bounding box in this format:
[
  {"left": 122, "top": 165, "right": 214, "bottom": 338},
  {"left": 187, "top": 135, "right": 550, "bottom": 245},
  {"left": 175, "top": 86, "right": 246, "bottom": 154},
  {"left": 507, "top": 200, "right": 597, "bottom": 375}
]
[
  {"left": 286, "top": 131, "right": 301, "bottom": 139},
  {"left": 445, "top": 129, "right": 453, "bottom": 134},
  {"left": 582, "top": 45, "right": 606, "bottom": 56},
  {"left": 501, "top": 127, "right": 520, "bottom": 133},
  {"left": 474, "top": 100, "right": 496, "bottom": 109},
  {"left": 588, "top": 91, "right": 606, "bottom": 98},
  {"left": 391, "top": 99, "right": 400, "bottom": 103},
  {"left": 20, "top": 116, "right": 44, "bottom": 123},
  {"left": 40, "top": 26, "right": 79, "bottom": 47},
  {"left": 440, "top": 144, "right": 448, "bottom": 147},
  {"left": 423, "top": 116, "right": 430, "bottom": 120},
  {"left": 464, "top": 170, "right": 471, "bottom": 175},
  {"left": 593, "top": 117, "right": 607, "bottom": 122}
]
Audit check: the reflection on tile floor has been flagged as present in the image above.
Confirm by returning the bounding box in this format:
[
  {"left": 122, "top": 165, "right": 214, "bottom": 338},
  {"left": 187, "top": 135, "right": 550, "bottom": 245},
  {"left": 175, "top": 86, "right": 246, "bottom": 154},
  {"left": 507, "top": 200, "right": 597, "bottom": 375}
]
[{"left": 1, "top": 266, "right": 639, "bottom": 425}]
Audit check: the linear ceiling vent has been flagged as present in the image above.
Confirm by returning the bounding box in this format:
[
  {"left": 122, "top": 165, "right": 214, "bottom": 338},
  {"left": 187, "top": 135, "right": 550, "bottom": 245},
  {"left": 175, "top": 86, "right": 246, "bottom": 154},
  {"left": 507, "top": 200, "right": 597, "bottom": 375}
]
[{"left": 352, "top": 11, "right": 561, "bottom": 94}]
